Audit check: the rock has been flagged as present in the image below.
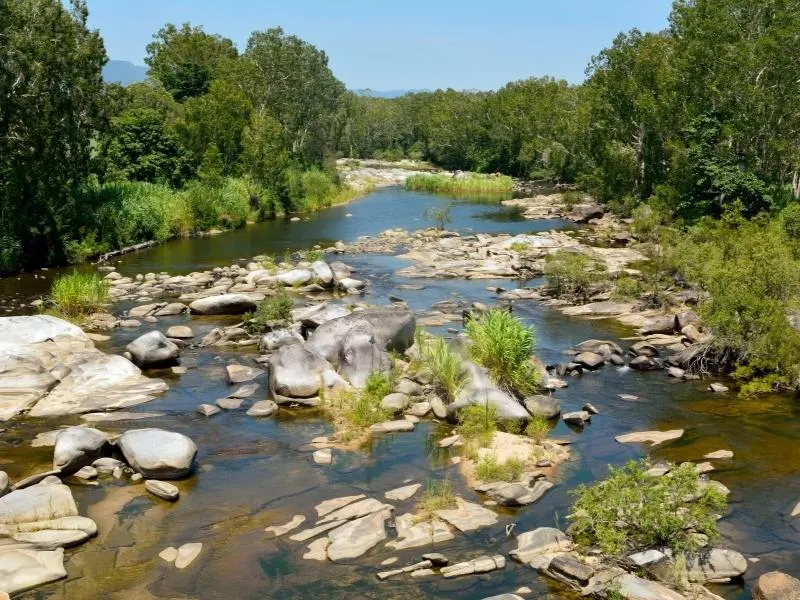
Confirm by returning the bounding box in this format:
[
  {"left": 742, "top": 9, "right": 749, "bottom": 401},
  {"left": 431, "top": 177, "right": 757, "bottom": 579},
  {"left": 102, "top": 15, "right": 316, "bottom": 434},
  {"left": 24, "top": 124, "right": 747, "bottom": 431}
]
[
  {"left": 567, "top": 203, "right": 604, "bottom": 223},
  {"left": 126, "top": 331, "right": 180, "bottom": 368},
  {"left": 441, "top": 554, "right": 505, "bottom": 578},
  {"left": 686, "top": 548, "right": 747, "bottom": 583},
  {"left": 197, "top": 403, "right": 220, "bottom": 417},
  {"left": 145, "top": 480, "right": 180, "bottom": 501},
  {"left": 277, "top": 268, "right": 313, "bottom": 287},
  {"left": 339, "top": 326, "right": 392, "bottom": 388},
  {"left": 189, "top": 294, "right": 257, "bottom": 315},
  {"left": 302, "top": 537, "right": 330, "bottom": 561},
  {"left": 752, "top": 571, "right": 800, "bottom": 600},
  {"left": 265, "top": 515, "right": 306, "bottom": 537},
  {"left": 667, "top": 366, "right": 686, "bottom": 378},
  {"left": 385, "top": 483, "right": 421, "bottom": 501},
  {"left": 572, "top": 339, "right": 623, "bottom": 355},
  {"left": 338, "top": 277, "right": 365, "bottom": 291},
  {"left": 52, "top": 427, "right": 110, "bottom": 475},
  {"left": 289, "top": 520, "right": 346, "bottom": 542},
  {"left": 394, "top": 378, "right": 422, "bottom": 396},
  {"left": 370, "top": 420, "right": 415, "bottom": 434},
  {"left": 165, "top": 326, "right": 193, "bottom": 339},
  {"left": 482, "top": 596, "right": 524, "bottom": 600},
  {"left": 259, "top": 328, "right": 303, "bottom": 351},
  {"left": 12, "top": 529, "right": 91, "bottom": 549},
  {"left": 246, "top": 400, "right": 278, "bottom": 417},
  {"left": 438, "top": 434, "right": 462, "bottom": 448},
  {"left": 429, "top": 396, "right": 447, "bottom": 419},
  {"left": 216, "top": 397, "right": 243, "bottom": 410},
  {"left": 563, "top": 411, "right": 591, "bottom": 426},
  {"left": 548, "top": 553, "right": 594, "bottom": 586},
  {"left": 616, "top": 573, "right": 687, "bottom": 600},
  {"left": 73, "top": 466, "right": 97, "bottom": 480},
  {"left": 117, "top": 428, "right": 197, "bottom": 479},
  {"left": 159, "top": 546, "right": 178, "bottom": 562},
  {"left": 379, "top": 393, "right": 410, "bottom": 416},
  {"left": 319, "top": 497, "right": 393, "bottom": 524},
  {"left": 174, "top": 542, "right": 203, "bottom": 569},
  {"left": 268, "top": 344, "right": 341, "bottom": 402},
  {"left": 310, "top": 261, "right": 334, "bottom": 285},
  {"left": 226, "top": 363, "right": 264, "bottom": 384},
  {"left": 422, "top": 552, "right": 449, "bottom": 566},
  {"left": 306, "top": 309, "right": 416, "bottom": 365},
  {"left": 314, "top": 494, "right": 366, "bottom": 518},
  {"left": 0, "top": 484, "right": 77, "bottom": 525},
  {"left": 229, "top": 383, "right": 259, "bottom": 399},
  {"left": 0, "top": 547, "right": 66, "bottom": 595},
  {"left": 681, "top": 323, "right": 709, "bottom": 344},
  {"left": 488, "top": 480, "right": 554, "bottom": 506},
  {"left": 435, "top": 497, "right": 498, "bottom": 532},
  {"left": 615, "top": 430, "right": 684, "bottom": 446},
  {"left": 639, "top": 315, "right": 677, "bottom": 335},
  {"left": 327, "top": 509, "right": 391, "bottom": 561},
  {"left": 573, "top": 352, "right": 605, "bottom": 370},
  {"left": 91, "top": 457, "right": 123, "bottom": 475},
  {"left": 153, "top": 303, "right": 188, "bottom": 317},
  {"left": 709, "top": 383, "right": 729, "bottom": 393},
  {"left": 704, "top": 449, "right": 734, "bottom": 460},
  {"left": 406, "top": 401, "right": 431, "bottom": 417},
  {"left": 118, "top": 319, "right": 141, "bottom": 328},
  {"left": 449, "top": 360, "right": 529, "bottom": 420},
  {"left": 628, "top": 549, "right": 666, "bottom": 566},
  {"left": 629, "top": 356, "right": 659, "bottom": 371},
  {"left": 582, "top": 402, "right": 599, "bottom": 414},
  {"left": 0, "top": 471, "right": 9, "bottom": 497},
  {"left": 313, "top": 448, "right": 332, "bottom": 465},
  {"left": 129, "top": 303, "right": 158, "bottom": 318},
  {"left": 510, "top": 527, "right": 571, "bottom": 563},
  {"left": 386, "top": 513, "right": 454, "bottom": 550},
  {"left": 677, "top": 310, "right": 701, "bottom": 330},
  {"left": 524, "top": 395, "right": 561, "bottom": 419}
]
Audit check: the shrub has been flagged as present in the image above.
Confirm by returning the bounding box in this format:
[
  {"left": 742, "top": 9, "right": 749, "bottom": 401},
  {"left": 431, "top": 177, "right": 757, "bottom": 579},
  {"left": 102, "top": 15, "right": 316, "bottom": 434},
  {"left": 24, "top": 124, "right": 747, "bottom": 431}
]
[
  {"left": 569, "top": 460, "right": 727, "bottom": 557},
  {"left": 465, "top": 309, "right": 539, "bottom": 396},
  {"left": 611, "top": 276, "right": 644, "bottom": 301},
  {"left": 321, "top": 371, "right": 391, "bottom": 442},
  {"left": 474, "top": 455, "right": 525, "bottom": 482},
  {"left": 544, "top": 250, "right": 608, "bottom": 302},
  {"left": 49, "top": 272, "right": 109, "bottom": 318},
  {"left": 405, "top": 173, "right": 513, "bottom": 194},
  {"left": 423, "top": 204, "right": 453, "bottom": 230},
  {"left": 415, "top": 478, "right": 456, "bottom": 522},
  {"left": 424, "top": 337, "right": 468, "bottom": 403},
  {"left": 302, "top": 168, "right": 336, "bottom": 210},
  {"left": 243, "top": 289, "right": 293, "bottom": 333},
  {"left": 458, "top": 403, "right": 497, "bottom": 448},
  {"left": 525, "top": 416, "right": 551, "bottom": 444}
]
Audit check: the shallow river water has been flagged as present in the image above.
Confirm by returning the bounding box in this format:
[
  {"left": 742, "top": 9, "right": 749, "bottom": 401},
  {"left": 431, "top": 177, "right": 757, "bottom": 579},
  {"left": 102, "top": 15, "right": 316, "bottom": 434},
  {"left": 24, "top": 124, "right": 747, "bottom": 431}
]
[{"left": 2, "top": 187, "right": 799, "bottom": 599}]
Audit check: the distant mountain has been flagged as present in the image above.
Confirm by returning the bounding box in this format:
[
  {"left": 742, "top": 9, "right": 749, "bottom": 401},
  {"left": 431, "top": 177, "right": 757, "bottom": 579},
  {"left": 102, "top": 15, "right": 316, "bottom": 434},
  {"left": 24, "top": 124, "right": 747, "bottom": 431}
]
[
  {"left": 103, "top": 60, "right": 148, "bottom": 86},
  {"left": 353, "top": 89, "right": 430, "bottom": 98}
]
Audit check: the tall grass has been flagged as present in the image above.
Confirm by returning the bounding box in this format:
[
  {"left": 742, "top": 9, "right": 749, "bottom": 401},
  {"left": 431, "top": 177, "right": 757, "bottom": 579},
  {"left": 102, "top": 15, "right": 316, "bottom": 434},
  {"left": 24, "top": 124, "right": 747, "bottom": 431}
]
[
  {"left": 321, "top": 371, "right": 392, "bottom": 441},
  {"left": 49, "top": 272, "right": 109, "bottom": 318},
  {"left": 414, "top": 478, "right": 457, "bottom": 522},
  {"left": 406, "top": 173, "right": 513, "bottom": 194},
  {"left": 465, "top": 309, "right": 539, "bottom": 396},
  {"left": 459, "top": 403, "right": 498, "bottom": 448},
  {"left": 423, "top": 337, "right": 468, "bottom": 403}
]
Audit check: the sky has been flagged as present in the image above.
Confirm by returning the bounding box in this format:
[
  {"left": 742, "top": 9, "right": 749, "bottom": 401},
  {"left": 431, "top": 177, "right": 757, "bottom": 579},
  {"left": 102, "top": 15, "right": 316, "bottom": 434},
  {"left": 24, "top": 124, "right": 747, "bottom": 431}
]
[{"left": 85, "top": 0, "right": 674, "bottom": 91}]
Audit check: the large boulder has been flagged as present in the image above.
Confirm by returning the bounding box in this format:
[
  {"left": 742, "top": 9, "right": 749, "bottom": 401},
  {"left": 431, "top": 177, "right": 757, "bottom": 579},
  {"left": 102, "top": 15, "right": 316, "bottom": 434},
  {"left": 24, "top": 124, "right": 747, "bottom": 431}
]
[
  {"left": 268, "top": 344, "right": 345, "bottom": 403},
  {"left": 339, "top": 327, "right": 392, "bottom": 388},
  {"left": 639, "top": 315, "right": 677, "bottom": 336},
  {"left": 117, "top": 429, "right": 197, "bottom": 479},
  {"left": 0, "top": 484, "right": 77, "bottom": 526},
  {"left": 259, "top": 329, "right": 303, "bottom": 352},
  {"left": 567, "top": 203, "right": 604, "bottom": 223},
  {"left": 189, "top": 294, "right": 257, "bottom": 315},
  {"left": 292, "top": 303, "right": 351, "bottom": 328},
  {"left": 510, "top": 527, "right": 571, "bottom": 563},
  {"left": 310, "top": 261, "right": 334, "bottom": 286},
  {"left": 126, "top": 331, "right": 180, "bottom": 368},
  {"left": 277, "top": 269, "right": 313, "bottom": 287},
  {"left": 52, "top": 427, "right": 110, "bottom": 475},
  {"left": 306, "top": 310, "right": 415, "bottom": 366},
  {"left": 523, "top": 395, "right": 561, "bottom": 419},
  {"left": 0, "top": 547, "right": 67, "bottom": 596},
  {"left": 448, "top": 361, "right": 529, "bottom": 421},
  {"left": 686, "top": 548, "right": 747, "bottom": 583},
  {"left": 753, "top": 571, "right": 800, "bottom": 600}
]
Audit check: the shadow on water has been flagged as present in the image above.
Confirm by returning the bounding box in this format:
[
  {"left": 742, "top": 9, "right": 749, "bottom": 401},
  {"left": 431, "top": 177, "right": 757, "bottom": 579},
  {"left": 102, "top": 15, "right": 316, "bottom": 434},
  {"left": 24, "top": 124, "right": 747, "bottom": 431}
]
[{"left": 2, "top": 187, "right": 799, "bottom": 599}]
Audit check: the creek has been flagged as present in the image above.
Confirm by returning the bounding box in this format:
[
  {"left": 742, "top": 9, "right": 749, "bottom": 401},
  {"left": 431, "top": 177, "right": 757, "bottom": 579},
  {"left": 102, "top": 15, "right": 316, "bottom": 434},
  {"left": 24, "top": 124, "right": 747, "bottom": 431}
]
[{"left": 1, "top": 187, "right": 798, "bottom": 599}]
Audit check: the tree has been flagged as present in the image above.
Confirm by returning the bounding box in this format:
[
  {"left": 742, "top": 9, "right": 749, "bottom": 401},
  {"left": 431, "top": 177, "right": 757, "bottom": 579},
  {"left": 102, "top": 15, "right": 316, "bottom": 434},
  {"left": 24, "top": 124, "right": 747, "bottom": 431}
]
[
  {"left": 0, "top": 0, "right": 106, "bottom": 270},
  {"left": 145, "top": 22, "right": 238, "bottom": 101},
  {"left": 241, "top": 112, "right": 291, "bottom": 210},
  {"left": 243, "top": 28, "right": 345, "bottom": 160}
]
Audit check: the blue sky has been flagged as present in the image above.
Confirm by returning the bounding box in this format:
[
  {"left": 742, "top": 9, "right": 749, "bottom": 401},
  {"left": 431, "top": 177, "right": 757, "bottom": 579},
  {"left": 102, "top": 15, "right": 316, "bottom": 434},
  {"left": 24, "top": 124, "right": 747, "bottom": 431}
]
[{"left": 86, "top": 0, "right": 673, "bottom": 90}]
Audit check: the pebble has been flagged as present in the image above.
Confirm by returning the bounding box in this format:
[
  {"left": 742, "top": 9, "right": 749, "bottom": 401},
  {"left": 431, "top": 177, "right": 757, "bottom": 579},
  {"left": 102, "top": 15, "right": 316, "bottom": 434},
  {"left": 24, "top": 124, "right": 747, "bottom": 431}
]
[
  {"left": 159, "top": 546, "right": 178, "bottom": 563},
  {"left": 197, "top": 404, "right": 220, "bottom": 417},
  {"left": 145, "top": 479, "right": 180, "bottom": 501},
  {"left": 174, "top": 542, "right": 203, "bottom": 569},
  {"left": 216, "top": 397, "right": 243, "bottom": 410},
  {"left": 313, "top": 448, "right": 332, "bottom": 465}
]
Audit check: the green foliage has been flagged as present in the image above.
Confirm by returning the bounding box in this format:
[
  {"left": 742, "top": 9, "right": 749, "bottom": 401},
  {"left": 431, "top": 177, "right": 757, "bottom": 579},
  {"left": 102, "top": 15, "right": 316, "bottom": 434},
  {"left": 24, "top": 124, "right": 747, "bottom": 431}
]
[
  {"left": 415, "top": 478, "right": 456, "bottom": 522},
  {"left": 244, "top": 289, "right": 293, "bottom": 333},
  {"left": 465, "top": 309, "right": 539, "bottom": 396},
  {"left": 406, "top": 173, "right": 513, "bottom": 194},
  {"left": 544, "top": 250, "right": 608, "bottom": 302},
  {"left": 509, "top": 242, "right": 530, "bottom": 253},
  {"left": 458, "top": 403, "right": 498, "bottom": 448},
  {"left": 611, "top": 276, "right": 644, "bottom": 301},
  {"left": 569, "top": 460, "right": 727, "bottom": 557},
  {"left": 49, "top": 272, "right": 109, "bottom": 318},
  {"left": 423, "top": 337, "right": 468, "bottom": 403},
  {"left": 321, "top": 371, "right": 392, "bottom": 442},
  {"left": 423, "top": 204, "right": 453, "bottom": 230},
  {"left": 525, "top": 415, "right": 551, "bottom": 444},
  {"left": 474, "top": 455, "right": 525, "bottom": 483}
]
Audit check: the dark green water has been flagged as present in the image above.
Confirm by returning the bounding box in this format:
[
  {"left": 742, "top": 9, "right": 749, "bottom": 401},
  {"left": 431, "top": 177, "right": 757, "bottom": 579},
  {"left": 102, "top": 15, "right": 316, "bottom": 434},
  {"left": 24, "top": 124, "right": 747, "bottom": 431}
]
[{"left": 2, "top": 187, "right": 798, "bottom": 599}]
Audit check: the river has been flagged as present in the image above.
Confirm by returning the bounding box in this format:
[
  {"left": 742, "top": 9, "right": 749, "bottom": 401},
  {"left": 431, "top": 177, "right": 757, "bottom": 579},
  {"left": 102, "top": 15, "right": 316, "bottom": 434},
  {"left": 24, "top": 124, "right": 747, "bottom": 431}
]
[{"left": 2, "top": 187, "right": 798, "bottom": 599}]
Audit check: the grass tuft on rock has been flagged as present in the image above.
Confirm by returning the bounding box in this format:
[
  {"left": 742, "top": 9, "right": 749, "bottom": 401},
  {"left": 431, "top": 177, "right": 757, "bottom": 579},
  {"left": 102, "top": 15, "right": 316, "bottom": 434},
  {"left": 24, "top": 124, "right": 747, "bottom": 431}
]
[
  {"left": 474, "top": 454, "right": 525, "bottom": 483},
  {"left": 49, "top": 272, "right": 109, "bottom": 319},
  {"left": 568, "top": 459, "right": 728, "bottom": 557},
  {"left": 422, "top": 337, "right": 468, "bottom": 403},
  {"left": 414, "top": 478, "right": 456, "bottom": 522},
  {"left": 465, "top": 309, "right": 539, "bottom": 396},
  {"left": 458, "top": 403, "right": 497, "bottom": 449},
  {"left": 243, "top": 289, "right": 293, "bottom": 333},
  {"left": 525, "top": 415, "right": 551, "bottom": 444},
  {"left": 321, "top": 371, "right": 392, "bottom": 442}
]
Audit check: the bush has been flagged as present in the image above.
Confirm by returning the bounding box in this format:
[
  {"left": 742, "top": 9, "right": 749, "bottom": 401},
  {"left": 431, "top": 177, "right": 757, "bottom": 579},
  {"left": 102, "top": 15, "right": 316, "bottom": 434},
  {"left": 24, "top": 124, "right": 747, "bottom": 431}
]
[
  {"left": 321, "top": 371, "right": 392, "bottom": 442},
  {"left": 525, "top": 415, "right": 551, "bottom": 444},
  {"left": 423, "top": 204, "right": 453, "bottom": 230},
  {"left": 474, "top": 455, "right": 525, "bottom": 482},
  {"left": 544, "top": 250, "right": 608, "bottom": 302},
  {"left": 465, "top": 309, "right": 539, "bottom": 396},
  {"left": 458, "top": 403, "right": 497, "bottom": 448},
  {"left": 423, "top": 337, "right": 468, "bottom": 403},
  {"left": 406, "top": 173, "right": 513, "bottom": 194},
  {"left": 243, "top": 289, "right": 293, "bottom": 333},
  {"left": 569, "top": 460, "right": 727, "bottom": 557},
  {"left": 49, "top": 272, "right": 109, "bottom": 318},
  {"left": 611, "top": 276, "right": 644, "bottom": 301}
]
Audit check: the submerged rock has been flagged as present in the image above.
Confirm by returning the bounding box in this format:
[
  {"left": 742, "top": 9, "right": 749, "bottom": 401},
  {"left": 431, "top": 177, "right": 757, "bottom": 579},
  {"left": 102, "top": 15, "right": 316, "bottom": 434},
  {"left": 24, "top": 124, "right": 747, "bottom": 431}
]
[{"left": 117, "top": 428, "right": 197, "bottom": 479}]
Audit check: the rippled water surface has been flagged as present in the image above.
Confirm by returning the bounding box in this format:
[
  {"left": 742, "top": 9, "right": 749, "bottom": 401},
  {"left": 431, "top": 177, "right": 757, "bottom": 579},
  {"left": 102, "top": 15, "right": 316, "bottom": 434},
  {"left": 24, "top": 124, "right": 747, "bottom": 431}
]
[{"left": 2, "top": 187, "right": 798, "bottom": 599}]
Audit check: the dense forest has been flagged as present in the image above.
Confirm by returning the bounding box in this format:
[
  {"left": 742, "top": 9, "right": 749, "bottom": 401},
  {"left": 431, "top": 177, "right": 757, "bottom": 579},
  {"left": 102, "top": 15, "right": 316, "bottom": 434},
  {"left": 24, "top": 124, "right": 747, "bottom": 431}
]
[{"left": 2, "top": 0, "right": 800, "bottom": 392}]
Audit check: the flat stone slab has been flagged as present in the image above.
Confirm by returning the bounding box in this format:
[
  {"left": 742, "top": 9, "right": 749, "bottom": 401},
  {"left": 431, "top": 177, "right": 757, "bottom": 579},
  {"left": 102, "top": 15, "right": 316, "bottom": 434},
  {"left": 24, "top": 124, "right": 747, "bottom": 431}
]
[
  {"left": 226, "top": 364, "right": 264, "bottom": 384},
  {"left": 327, "top": 509, "right": 390, "bottom": 561},
  {"left": 314, "top": 495, "right": 365, "bottom": 518},
  {"left": 290, "top": 520, "right": 346, "bottom": 542},
  {"left": 510, "top": 527, "right": 572, "bottom": 563},
  {"left": 0, "top": 547, "right": 67, "bottom": 595},
  {"left": 385, "top": 483, "right": 421, "bottom": 501},
  {"left": 615, "top": 430, "right": 684, "bottom": 446},
  {"left": 441, "top": 554, "right": 505, "bottom": 578},
  {"left": 302, "top": 538, "right": 329, "bottom": 561},
  {"left": 197, "top": 404, "right": 220, "bottom": 417},
  {"left": 370, "top": 420, "right": 415, "bottom": 434},
  {"left": 386, "top": 513, "right": 454, "bottom": 550},
  {"left": 246, "top": 400, "right": 278, "bottom": 417},
  {"left": 704, "top": 449, "right": 734, "bottom": 460},
  {"left": 216, "top": 397, "right": 243, "bottom": 410},
  {"left": 435, "top": 498, "right": 498, "bottom": 532},
  {"left": 174, "top": 542, "right": 202, "bottom": 569},
  {"left": 616, "top": 572, "right": 686, "bottom": 600},
  {"left": 265, "top": 515, "right": 305, "bottom": 537},
  {"left": 319, "top": 498, "right": 393, "bottom": 524}
]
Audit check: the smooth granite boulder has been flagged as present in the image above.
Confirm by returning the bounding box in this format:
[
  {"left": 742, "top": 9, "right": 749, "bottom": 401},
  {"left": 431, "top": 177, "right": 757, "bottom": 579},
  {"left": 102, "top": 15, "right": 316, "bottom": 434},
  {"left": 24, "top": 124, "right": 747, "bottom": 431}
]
[{"left": 117, "top": 428, "right": 197, "bottom": 479}]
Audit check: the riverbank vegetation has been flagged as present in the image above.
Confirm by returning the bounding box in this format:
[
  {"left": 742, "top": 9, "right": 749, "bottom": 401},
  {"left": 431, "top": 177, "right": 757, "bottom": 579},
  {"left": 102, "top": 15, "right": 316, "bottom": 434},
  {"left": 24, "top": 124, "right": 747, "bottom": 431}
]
[
  {"left": 405, "top": 173, "right": 512, "bottom": 195},
  {"left": 321, "top": 371, "right": 392, "bottom": 442}
]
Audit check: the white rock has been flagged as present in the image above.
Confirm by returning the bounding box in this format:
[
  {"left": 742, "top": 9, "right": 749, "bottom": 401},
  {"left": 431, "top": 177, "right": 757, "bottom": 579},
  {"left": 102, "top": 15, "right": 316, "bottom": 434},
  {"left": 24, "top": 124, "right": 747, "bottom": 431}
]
[
  {"left": 174, "top": 542, "right": 203, "bottom": 569},
  {"left": 384, "top": 483, "right": 421, "bottom": 501},
  {"left": 265, "top": 515, "right": 306, "bottom": 537}
]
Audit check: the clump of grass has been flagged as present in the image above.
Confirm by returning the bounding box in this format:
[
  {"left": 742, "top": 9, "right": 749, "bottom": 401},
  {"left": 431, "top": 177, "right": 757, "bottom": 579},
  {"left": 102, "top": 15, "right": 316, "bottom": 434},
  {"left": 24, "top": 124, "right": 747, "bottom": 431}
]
[
  {"left": 406, "top": 173, "right": 513, "bottom": 194},
  {"left": 243, "top": 288, "right": 293, "bottom": 333},
  {"left": 569, "top": 459, "right": 728, "bottom": 557},
  {"left": 509, "top": 241, "right": 530, "bottom": 253},
  {"left": 302, "top": 249, "right": 325, "bottom": 262},
  {"left": 475, "top": 455, "right": 525, "bottom": 483},
  {"left": 423, "top": 337, "right": 468, "bottom": 403},
  {"left": 414, "top": 478, "right": 457, "bottom": 522},
  {"left": 322, "top": 371, "right": 391, "bottom": 442},
  {"left": 525, "top": 416, "right": 551, "bottom": 444},
  {"left": 459, "top": 403, "right": 497, "bottom": 449},
  {"left": 465, "top": 309, "right": 539, "bottom": 396},
  {"left": 544, "top": 250, "right": 608, "bottom": 302},
  {"left": 611, "top": 275, "right": 644, "bottom": 301},
  {"left": 49, "top": 272, "right": 109, "bottom": 318}
]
